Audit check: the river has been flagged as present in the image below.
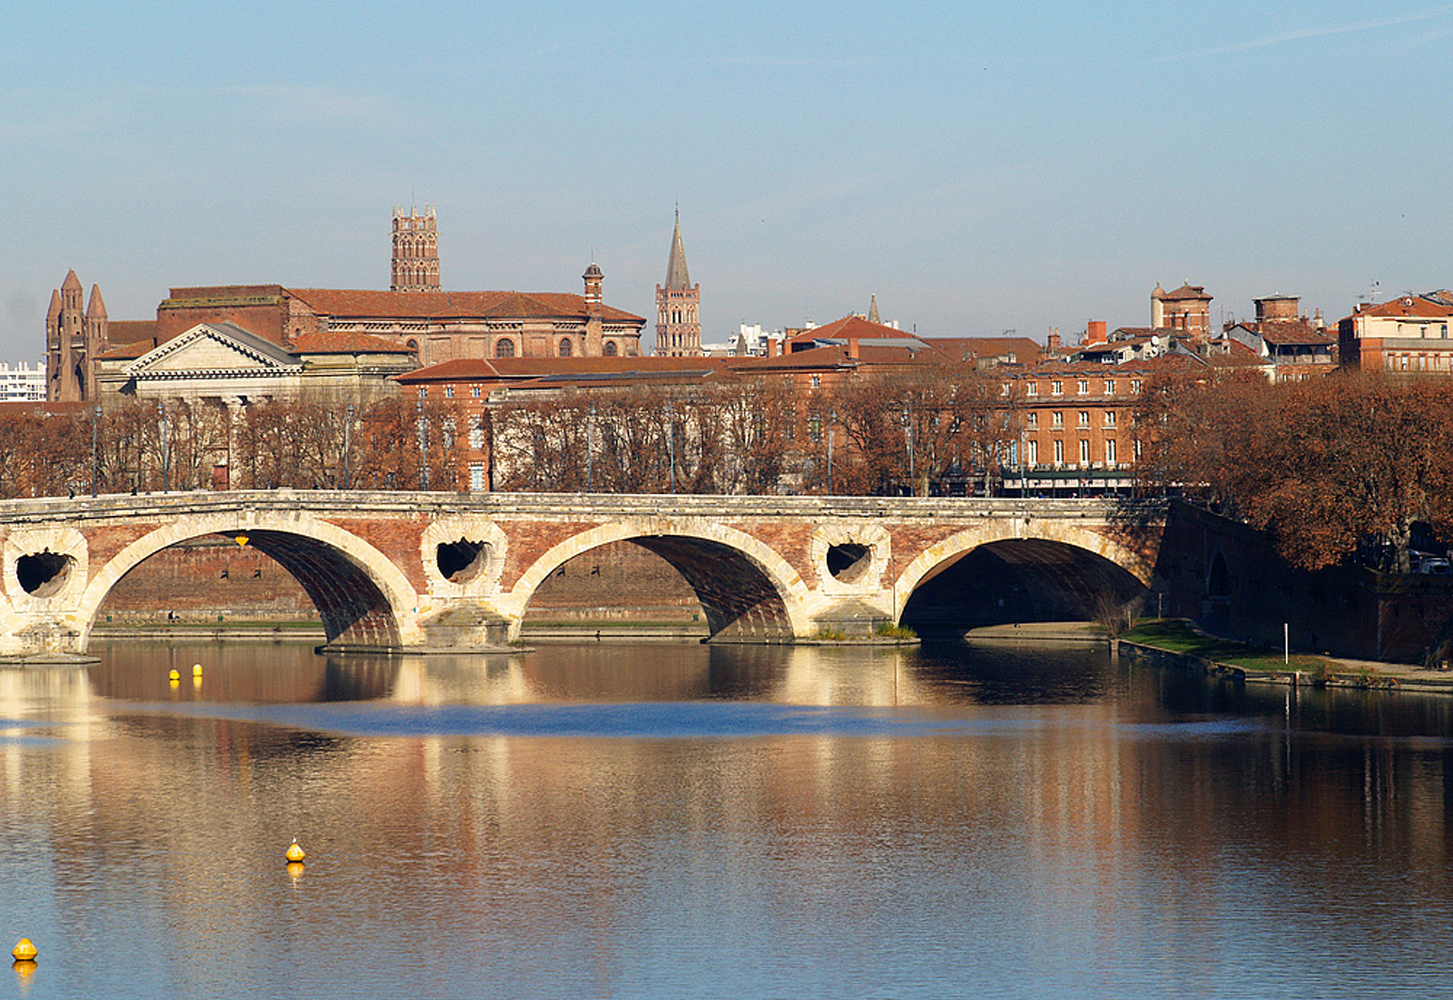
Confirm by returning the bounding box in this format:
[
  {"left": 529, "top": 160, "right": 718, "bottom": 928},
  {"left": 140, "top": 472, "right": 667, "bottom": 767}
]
[{"left": 2, "top": 637, "right": 1452, "bottom": 999}]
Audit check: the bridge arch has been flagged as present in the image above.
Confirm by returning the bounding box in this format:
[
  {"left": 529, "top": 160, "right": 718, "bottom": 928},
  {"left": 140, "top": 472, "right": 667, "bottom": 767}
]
[
  {"left": 505, "top": 519, "right": 813, "bottom": 641},
  {"left": 79, "top": 511, "right": 421, "bottom": 651},
  {"left": 892, "top": 519, "right": 1154, "bottom": 625}
]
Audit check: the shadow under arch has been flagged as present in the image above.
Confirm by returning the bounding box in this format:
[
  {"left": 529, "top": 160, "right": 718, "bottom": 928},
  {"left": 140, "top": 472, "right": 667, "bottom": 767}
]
[
  {"left": 509, "top": 523, "right": 811, "bottom": 642},
  {"left": 894, "top": 523, "right": 1152, "bottom": 632},
  {"left": 79, "top": 514, "right": 419, "bottom": 651}
]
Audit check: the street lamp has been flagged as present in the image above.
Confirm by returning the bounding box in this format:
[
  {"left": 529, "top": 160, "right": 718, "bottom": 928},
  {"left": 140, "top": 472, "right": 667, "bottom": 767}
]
[
  {"left": 586, "top": 404, "right": 595, "bottom": 491},
  {"left": 827, "top": 407, "right": 835, "bottom": 495},
  {"left": 157, "top": 401, "right": 170, "bottom": 492},
  {"left": 416, "top": 397, "right": 429, "bottom": 491},
  {"left": 343, "top": 402, "right": 354, "bottom": 490},
  {"left": 91, "top": 404, "right": 100, "bottom": 497},
  {"left": 902, "top": 406, "right": 914, "bottom": 496},
  {"left": 665, "top": 405, "right": 676, "bottom": 493}
]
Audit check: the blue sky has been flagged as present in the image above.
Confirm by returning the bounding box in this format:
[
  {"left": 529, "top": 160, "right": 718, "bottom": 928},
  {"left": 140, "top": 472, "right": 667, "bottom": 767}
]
[{"left": 3, "top": 1, "right": 1451, "bottom": 361}]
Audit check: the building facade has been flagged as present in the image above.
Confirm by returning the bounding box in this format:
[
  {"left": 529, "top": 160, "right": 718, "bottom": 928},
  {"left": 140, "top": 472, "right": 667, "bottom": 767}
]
[
  {"left": 0, "top": 363, "right": 47, "bottom": 402},
  {"left": 656, "top": 211, "right": 701, "bottom": 356},
  {"left": 1338, "top": 291, "right": 1453, "bottom": 373}
]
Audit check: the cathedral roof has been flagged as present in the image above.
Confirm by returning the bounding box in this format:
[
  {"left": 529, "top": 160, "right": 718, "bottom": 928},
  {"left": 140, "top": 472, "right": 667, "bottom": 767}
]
[
  {"left": 61, "top": 270, "right": 81, "bottom": 292},
  {"left": 287, "top": 288, "right": 645, "bottom": 324},
  {"left": 292, "top": 331, "right": 416, "bottom": 354},
  {"left": 663, "top": 211, "right": 691, "bottom": 290}
]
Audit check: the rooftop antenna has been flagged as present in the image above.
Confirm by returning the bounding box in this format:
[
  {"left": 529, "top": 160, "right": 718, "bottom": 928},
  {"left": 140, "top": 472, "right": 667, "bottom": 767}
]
[{"left": 1357, "top": 279, "right": 1381, "bottom": 305}]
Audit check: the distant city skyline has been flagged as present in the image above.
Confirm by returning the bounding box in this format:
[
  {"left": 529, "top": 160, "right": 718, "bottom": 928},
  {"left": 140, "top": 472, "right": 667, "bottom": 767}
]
[{"left": 4, "top": 1, "right": 1451, "bottom": 364}]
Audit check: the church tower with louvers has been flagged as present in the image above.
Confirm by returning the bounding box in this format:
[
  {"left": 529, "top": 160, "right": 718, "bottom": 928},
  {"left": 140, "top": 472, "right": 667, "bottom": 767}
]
[
  {"left": 391, "top": 205, "right": 441, "bottom": 293},
  {"left": 655, "top": 210, "right": 701, "bottom": 356}
]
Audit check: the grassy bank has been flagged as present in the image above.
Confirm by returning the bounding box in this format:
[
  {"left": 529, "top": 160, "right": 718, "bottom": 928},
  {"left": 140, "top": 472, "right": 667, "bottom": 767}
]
[{"left": 1120, "top": 620, "right": 1336, "bottom": 673}]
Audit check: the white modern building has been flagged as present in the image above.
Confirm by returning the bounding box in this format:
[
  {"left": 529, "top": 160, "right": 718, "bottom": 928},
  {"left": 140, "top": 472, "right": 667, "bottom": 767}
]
[{"left": 0, "top": 362, "right": 46, "bottom": 402}]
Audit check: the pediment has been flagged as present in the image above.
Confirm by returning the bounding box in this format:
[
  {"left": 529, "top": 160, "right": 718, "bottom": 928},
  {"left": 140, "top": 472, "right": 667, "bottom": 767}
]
[{"left": 126, "top": 323, "right": 300, "bottom": 377}]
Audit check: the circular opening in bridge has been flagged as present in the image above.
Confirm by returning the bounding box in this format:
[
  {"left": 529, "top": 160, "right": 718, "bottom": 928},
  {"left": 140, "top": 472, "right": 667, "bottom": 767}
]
[
  {"left": 436, "top": 539, "right": 490, "bottom": 584},
  {"left": 826, "top": 543, "right": 872, "bottom": 585},
  {"left": 16, "top": 551, "right": 75, "bottom": 598}
]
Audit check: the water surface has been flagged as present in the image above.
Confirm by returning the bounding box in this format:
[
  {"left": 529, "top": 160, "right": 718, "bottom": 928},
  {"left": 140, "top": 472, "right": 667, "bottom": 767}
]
[{"left": 2, "top": 638, "right": 1451, "bottom": 998}]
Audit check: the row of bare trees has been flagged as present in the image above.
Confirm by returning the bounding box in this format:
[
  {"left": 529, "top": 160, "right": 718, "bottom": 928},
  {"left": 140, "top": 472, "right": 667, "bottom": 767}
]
[
  {"left": 1134, "top": 370, "right": 1453, "bottom": 572},
  {"left": 0, "top": 396, "right": 464, "bottom": 499},
  {"left": 0, "top": 366, "right": 1022, "bottom": 500}
]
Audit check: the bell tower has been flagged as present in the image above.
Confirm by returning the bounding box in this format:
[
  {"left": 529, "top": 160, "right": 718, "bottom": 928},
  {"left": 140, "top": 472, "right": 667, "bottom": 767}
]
[
  {"left": 655, "top": 209, "right": 701, "bottom": 356},
  {"left": 391, "top": 205, "right": 441, "bottom": 293}
]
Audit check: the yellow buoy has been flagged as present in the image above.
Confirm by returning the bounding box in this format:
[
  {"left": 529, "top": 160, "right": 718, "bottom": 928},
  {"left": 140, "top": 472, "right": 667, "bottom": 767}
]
[
  {"left": 168, "top": 669, "right": 180, "bottom": 682},
  {"left": 285, "top": 839, "right": 305, "bottom": 863},
  {"left": 11, "top": 938, "right": 36, "bottom": 962},
  {"left": 192, "top": 664, "right": 203, "bottom": 677}
]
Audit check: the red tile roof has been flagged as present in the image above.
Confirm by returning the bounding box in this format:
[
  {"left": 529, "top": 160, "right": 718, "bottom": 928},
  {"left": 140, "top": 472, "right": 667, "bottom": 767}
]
[
  {"left": 288, "top": 288, "right": 645, "bottom": 324},
  {"left": 292, "top": 331, "right": 415, "bottom": 354}
]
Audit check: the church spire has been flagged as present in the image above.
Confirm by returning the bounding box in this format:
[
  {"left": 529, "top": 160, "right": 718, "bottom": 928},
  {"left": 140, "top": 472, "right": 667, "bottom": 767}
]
[
  {"left": 868, "top": 294, "right": 880, "bottom": 325},
  {"left": 656, "top": 209, "right": 701, "bottom": 356},
  {"left": 664, "top": 207, "right": 691, "bottom": 290}
]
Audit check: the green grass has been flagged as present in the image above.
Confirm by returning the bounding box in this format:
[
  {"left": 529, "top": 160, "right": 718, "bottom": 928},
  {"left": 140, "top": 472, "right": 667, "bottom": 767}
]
[{"left": 1121, "top": 619, "right": 1334, "bottom": 672}]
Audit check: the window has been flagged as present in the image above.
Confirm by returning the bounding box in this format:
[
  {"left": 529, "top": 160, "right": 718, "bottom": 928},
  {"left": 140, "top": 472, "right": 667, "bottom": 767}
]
[
  {"left": 1053, "top": 440, "right": 1064, "bottom": 465},
  {"left": 559, "top": 339, "right": 573, "bottom": 357},
  {"left": 1105, "top": 380, "right": 1115, "bottom": 394},
  {"left": 1026, "top": 440, "right": 1038, "bottom": 465},
  {"left": 811, "top": 375, "right": 820, "bottom": 388},
  {"left": 1052, "top": 411, "right": 1063, "bottom": 428},
  {"left": 1104, "top": 411, "right": 1116, "bottom": 427},
  {"left": 1026, "top": 412, "right": 1038, "bottom": 428},
  {"left": 1105, "top": 439, "right": 1117, "bottom": 464},
  {"left": 495, "top": 339, "right": 515, "bottom": 358},
  {"left": 1134, "top": 439, "right": 1143, "bottom": 459},
  {"left": 1077, "top": 380, "right": 1088, "bottom": 394},
  {"left": 469, "top": 463, "right": 485, "bottom": 491},
  {"left": 1027, "top": 382, "right": 1038, "bottom": 396},
  {"left": 1130, "top": 379, "right": 1142, "bottom": 393},
  {"left": 1078, "top": 411, "right": 1089, "bottom": 427},
  {"left": 444, "top": 386, "right": 454, "bottom": 399},
  {"left": 469, "top": 423, "right": 484, "bottom": 449},
  {"left": 471, "top": 386, "right": 481, "bottom": 398},
  {"left": 1079, "top": 439, "right": 1090, "bottom": 464},
  {"left": 1000, "top": 383, "right": 1010, "bottom": 395},
  {"left": 418, "top": 387, "right": 427, "bottom": 398},
  {"left": 809, "top": 417, "right": 822, "bottom": 442},
  {"left": 604, "top": 341, "right": 618, "bottom": 357},
  {"left": 1051, "top": 381, "right": 1063, "bottom": 395}
]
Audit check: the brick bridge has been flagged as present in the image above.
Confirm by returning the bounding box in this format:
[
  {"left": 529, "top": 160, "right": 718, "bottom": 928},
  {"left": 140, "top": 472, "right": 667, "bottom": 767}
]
[{"left": 0, "top": 491, "right": 1168, "bottom": 656}]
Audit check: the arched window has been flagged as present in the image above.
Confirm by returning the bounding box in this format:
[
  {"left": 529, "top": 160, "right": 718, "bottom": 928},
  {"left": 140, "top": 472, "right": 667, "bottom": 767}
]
[
  {"left": 559, "top": 339, "right": 573, "bottom": 357},
  {"left": 603, "top": 341, "right": 618, "bottom": 357},
  {"left": 496, "top": 339, "right": 516, "bottom": 358}
]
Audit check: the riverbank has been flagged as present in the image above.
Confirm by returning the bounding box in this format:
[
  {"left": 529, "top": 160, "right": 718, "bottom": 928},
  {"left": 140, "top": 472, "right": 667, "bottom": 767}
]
[{"left": 970, "top": 619, "right": 1453, "bottom": 693}]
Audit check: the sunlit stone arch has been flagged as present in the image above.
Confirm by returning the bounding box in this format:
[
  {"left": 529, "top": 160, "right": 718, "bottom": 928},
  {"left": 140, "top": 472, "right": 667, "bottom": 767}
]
[
  {"left": 77, "top": 510, "right": 421, "bottom": 650},
  {"left": 891, "top": 518, "right": 1154, "bottom": 623},
  {"left": 503, "top": 517, "right": 812, "bottom": 639}
]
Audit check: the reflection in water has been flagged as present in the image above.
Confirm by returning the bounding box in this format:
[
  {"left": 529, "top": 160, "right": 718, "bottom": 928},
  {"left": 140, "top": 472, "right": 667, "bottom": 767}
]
[{"left": 1, "top": 637, "right": 1451, "bottom": 998}]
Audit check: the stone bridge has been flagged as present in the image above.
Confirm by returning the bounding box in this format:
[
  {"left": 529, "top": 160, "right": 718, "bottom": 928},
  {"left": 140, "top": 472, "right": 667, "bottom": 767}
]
[{"left": 0, "top": 491, "right": 1168, "bottom": 656}]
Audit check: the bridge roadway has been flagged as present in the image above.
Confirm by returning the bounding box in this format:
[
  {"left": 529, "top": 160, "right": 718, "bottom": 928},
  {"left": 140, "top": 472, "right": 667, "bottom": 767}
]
[{"left": 0, "top": 491, "right": 1167, "bottom": 657}]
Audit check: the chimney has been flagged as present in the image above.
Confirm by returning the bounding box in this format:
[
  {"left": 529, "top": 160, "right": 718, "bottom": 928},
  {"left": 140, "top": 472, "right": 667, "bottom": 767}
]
[
  {"left": 766, "top": 337, "right": 778, "bottom": 358},
  {"left": 1086, "top": 320, "right": 1107, "bottom": 345},
  {"left": 1046, "top": 329, "right": 1061, "bottom": 351},
  {"left": 848, "top": 337, "right": 859, "bottom": 360}
]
